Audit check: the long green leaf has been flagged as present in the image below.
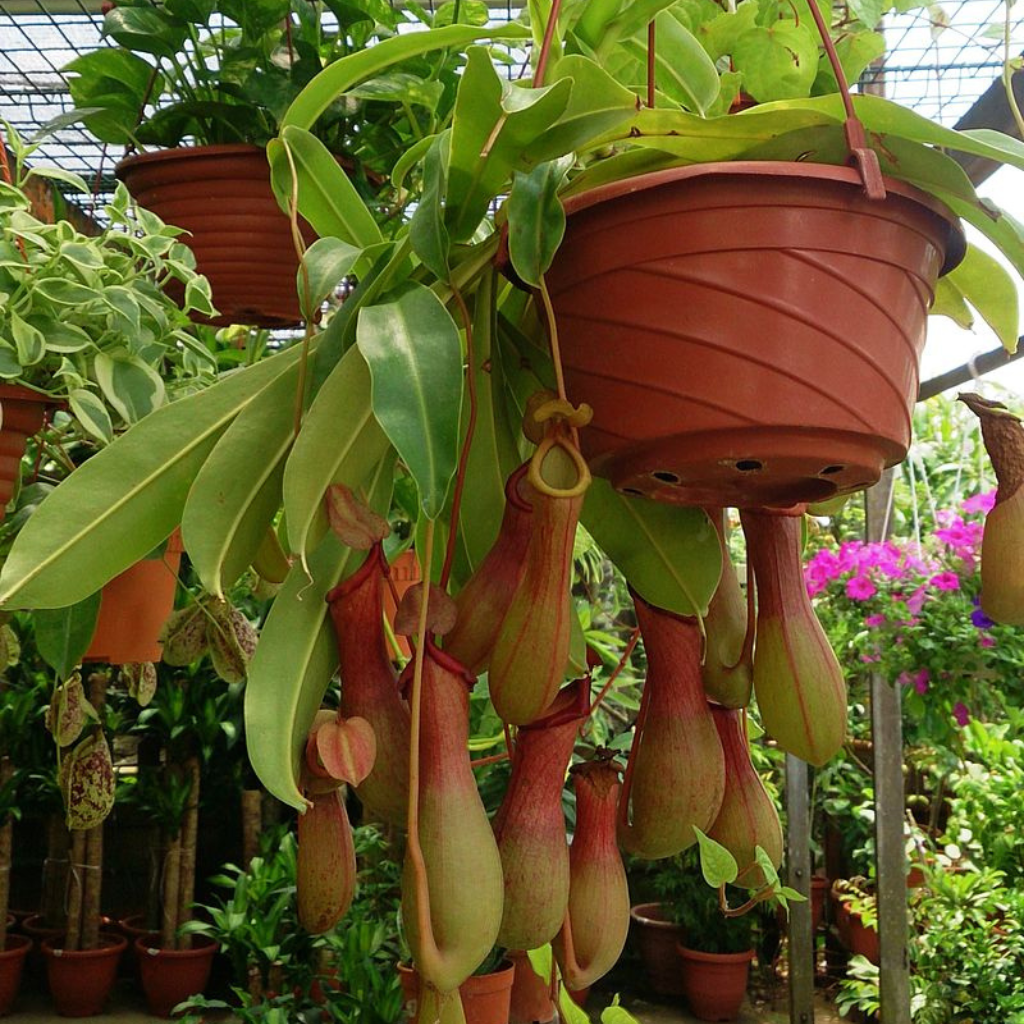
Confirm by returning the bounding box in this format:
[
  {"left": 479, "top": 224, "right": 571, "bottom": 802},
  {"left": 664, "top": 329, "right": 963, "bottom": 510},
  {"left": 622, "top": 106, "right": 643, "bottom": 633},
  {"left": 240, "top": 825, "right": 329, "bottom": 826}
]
[
  {"left": 357, "top": 283, "right": 464, "bottom": 519},
  {"left": 281, "top": 23, "right": 530, "bottom": 132},
  {"left": 0, "top": 349, "right": 304, "bottom": 609},
  {"left": 942, "top": 243, "right": 1021, "bottom": 352},
  {"left": 182, "top": 360, "right": 302, "bottom": 596},
  {"left": 409, "top": 131, "right": 452, "bottom": 281},
  {"left": 582, "top": 478, "right": 720, "bottom": 616},
  {"left": 283, "top": 344, "right": 392, "bottom": 561},
  {"left": 269, "top": 127, "right": 382, "bottom": 249},
  {"left": 244, "top": 455, "right": 394, "bottom": 811},
  {"left": 446, "top": 48, "right": 572, "bottom": 241},
  {"left": 35, "top": 591, "right": 101, "bottom": 679},
  {"left": 507, "top": 156, "right": 572, "bottom": 287}
]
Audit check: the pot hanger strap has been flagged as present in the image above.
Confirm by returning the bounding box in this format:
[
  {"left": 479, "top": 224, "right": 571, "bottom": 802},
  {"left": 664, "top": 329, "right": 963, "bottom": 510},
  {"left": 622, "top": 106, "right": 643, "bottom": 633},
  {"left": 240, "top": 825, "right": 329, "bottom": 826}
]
[{"left": 803, "top": 0, "right": 886, "bottom": 200}]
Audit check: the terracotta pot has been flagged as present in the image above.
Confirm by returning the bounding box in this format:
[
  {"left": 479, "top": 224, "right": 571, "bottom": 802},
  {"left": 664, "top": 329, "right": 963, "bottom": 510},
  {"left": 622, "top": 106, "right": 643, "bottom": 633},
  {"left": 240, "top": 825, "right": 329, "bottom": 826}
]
[
  {"left": 84, "top": 531, "right": 182, "bottom": 665},
  {"left": 508, "top": 950, "right": 556, "bottom": 1024},
  {"left": 846, "top": 914, "right": 880, "bottom": 965},
  {"left": 384, "top": 550, "right": 422, "bottom": 658},
  {"left": 21, "top": 913, "right": 62, "bottom": 985},
  {"left": 546, "top": 162, "right": 965, "bottom": 509},
  {"left": 398, "top": 961, "right": 515, "bottom": 1024},
  {"left": 136, "top": 934, "right": 218, "bottom": 1017},
  {"left": 811, "top": 876, "right": 830, "bottom": 931},
  {"left": 116, "top": 145, "right": 318, "bottom": 329},
  {"left": 43, "top": 932, "right": 127, "bottom": 1017},
  {"left": 677, "top": 945, "right": 754, "bottom": 1022},
  {"left": 0, "top": 934, "right": 31, "bottom": 1016},
  {"left": 630, "top": 902, "right": 686, "bottom": 996},
  {"left": 0, "top": 385, "right": 54, "bottom": 520}
]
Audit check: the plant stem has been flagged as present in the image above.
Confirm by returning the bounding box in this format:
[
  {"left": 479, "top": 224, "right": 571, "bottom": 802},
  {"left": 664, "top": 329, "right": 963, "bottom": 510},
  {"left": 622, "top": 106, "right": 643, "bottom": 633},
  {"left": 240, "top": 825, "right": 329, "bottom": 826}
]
[{"left": 1003, "top": 3, "right": 1024, "bottom": 139}]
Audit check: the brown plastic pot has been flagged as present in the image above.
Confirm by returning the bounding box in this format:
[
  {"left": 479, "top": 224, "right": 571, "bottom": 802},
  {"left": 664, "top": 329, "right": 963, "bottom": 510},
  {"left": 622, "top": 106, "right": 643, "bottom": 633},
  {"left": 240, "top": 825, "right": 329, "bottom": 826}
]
[
  {"left": 630, "top": 902, "right": 686, "bottom": 996},
  {"left": 43, "top": 932, "right": 127, "bottom": 1017},
  {"left": 546, "top": 162, "right": 966, "bottom": 509},
  {"left": 846, "top": 914, "right": 880, "bottom": 965},
  {"left": 0, "top": 934, "right": 31, "bottom": 1016},
  {"left": 136, "top": 934, "right": 218, "bottom": 1017},
  {"left": 677, "top": 945, "right": 754, "bottom": 1022},
  {"left": 116, "top": 145, "right": 318, "bottom": 329},
  {"left": 0, "top": 385, "right": 54, "bottom": 520},
  {"left": 508, "top": 950, "right": 556, "bottom": 1024},
  {"left": 398, "top": 961, "right": 515, "bottom": 1024},
  {"left": 84, "top": 531, "right": 182, "bottom": 665}
]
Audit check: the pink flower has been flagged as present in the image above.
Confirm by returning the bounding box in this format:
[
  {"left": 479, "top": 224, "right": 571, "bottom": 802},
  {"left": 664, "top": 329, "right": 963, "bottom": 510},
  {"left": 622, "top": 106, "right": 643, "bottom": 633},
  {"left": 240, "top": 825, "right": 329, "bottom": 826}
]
[
  {"left": 846, "top": 575, "right": 877, "bottom": 600},
  {"left": 914, "top": 669, "right": 929, "bottom": 695},
  {"left": 864, "top": 614, "right": 886, "bottom": 627},
  {"left": 906, "top": 587, "right": 927, "bottom": 615},
  {"left": 962, "top": 490, "right": 997, "bottom": 514},
  {"left": 953, "top": 702, "right": 971, "bottom": 726},
  {"left": 979, "top": 636, "right": 996, "bottom": 649},
  {"left": 929, "top": 572, "right": 960, "bottom": 591}
]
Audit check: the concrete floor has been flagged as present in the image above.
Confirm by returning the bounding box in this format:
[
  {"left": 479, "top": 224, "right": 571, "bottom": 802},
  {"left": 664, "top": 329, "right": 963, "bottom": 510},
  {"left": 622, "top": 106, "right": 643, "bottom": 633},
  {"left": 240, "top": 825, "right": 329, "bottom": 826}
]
[{"left": 7, "top": 982, "right": 845, "bottom": 1023}]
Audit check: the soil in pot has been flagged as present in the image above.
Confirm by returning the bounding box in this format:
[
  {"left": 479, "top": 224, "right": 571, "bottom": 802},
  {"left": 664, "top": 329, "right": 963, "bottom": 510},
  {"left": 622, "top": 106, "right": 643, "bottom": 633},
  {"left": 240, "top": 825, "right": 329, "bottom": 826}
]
[
  {"left": 546, "top": 162, "right": 965, "bottom": 509},
  {"left": 398, "top": 961, "right": 515, "bottom": 1024},
  {"left": 630, "top": 902, "right": 686, "bottom": 996},
  {"left": 136, "top": 934, "right": 218, "bottom": 1018},
  {"left": 43, "top": 932, "right": 127, "bottom": 1017},
  {"left": 0, "top": 934, "right": 31, "bottom": 1016},
  {"left": 678, "top": 946, "right": 754, "bottom": 1022}
]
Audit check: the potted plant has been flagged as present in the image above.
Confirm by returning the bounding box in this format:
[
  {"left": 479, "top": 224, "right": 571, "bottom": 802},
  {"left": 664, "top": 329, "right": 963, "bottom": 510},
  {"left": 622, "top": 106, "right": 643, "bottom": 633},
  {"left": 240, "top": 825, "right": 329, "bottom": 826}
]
[
  {"left": 0, "top": 120, "right": 215, "bottom": 516},
  {"left": 1, "top": 8, "right": 1022, "bottom": 1022},
  {"left": 63, "top": 0, "right": 519, "bottom": 328},
  {"left": 627, "top": 854, "right": 690, "bottom": 998}
]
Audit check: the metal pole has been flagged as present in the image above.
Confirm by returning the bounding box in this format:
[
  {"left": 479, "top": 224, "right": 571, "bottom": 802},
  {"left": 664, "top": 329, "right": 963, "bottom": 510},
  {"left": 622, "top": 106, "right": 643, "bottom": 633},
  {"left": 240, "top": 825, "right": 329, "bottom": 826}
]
[
  {"left": 865, "top": 471, "right": 912, "bottom": 1024},
  {"left": 786, "top": 754, "right": 814, "bottom": 1024}
]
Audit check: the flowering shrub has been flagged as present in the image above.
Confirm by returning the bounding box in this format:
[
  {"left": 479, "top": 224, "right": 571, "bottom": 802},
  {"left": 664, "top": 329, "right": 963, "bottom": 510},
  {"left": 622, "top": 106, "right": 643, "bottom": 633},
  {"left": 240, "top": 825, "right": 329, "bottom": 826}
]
[{"left": 806, "top": 491, "right": 1024, "bottom": 750}]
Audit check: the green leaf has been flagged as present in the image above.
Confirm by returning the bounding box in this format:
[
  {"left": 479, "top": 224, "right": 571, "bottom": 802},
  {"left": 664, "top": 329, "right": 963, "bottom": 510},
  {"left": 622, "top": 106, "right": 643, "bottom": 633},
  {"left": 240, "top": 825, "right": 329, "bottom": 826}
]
[
  {"left": 409, "top": 131, "right": 451, "bottom": 281},
  {"left": 283, "top": 344, "right": 391, "bottom": 562},
  {"left": 931, "top": 276, "right": 975, "bottom": 332},
  {"left": 269, "top": 127, "right": 383, "bottom": 249},
  {"left": 941, "top": 242, "right": 1020, "bottom": 351},
  {"left": 446, "top": 48, "right": 572, "bottom": 241},
  {"left": 94, "top": 350, "right": 166, "bottom": 424},
  {"left": 754, "top": 846, "right": 780, "bottom": 888},
  {"left": 507, "top": 156, "right": 572, "bottom": 287},
  {"left": 582, "top": 479, "right": 720, "bottom": 616},
  {"left": 778, "top": 885, "right": 807, "bottom": 902},
  {"left": 347, "top": 72, "right": 445, "bottom": 109},
  {"left": 297, "top": 237, "right": 363, "bottom": 322},
  {"left": 522, "top": 56, "right": 640, "bottom": 165},
  {"left": 64, "top": 49, "right": 158, "bottom": 145},
  {"left": 103, "top": 6, "right": 189, "bottom": 57},
  {"left": 602, "top": 1008, "right": 643, "bottom": 1024},
  {"left": 357, "top": 283, "right": 464, "bottom": 519},
  {"left": 620, "top": 11, "right": 720, "bottom": 114},
  {"left": 69, "top": 389, "right": 114, "bottom": 445},
  {"left": 694, "top": 827, "right": 739, "bottom": 887},
  {"left": 281, "top": 23, "right": 530, "bottom": 132},
  {"left": 34, "top": 591, "right": 101, "bottom": 680},
  {"left": 181, "top": 360, "right": 299, "bottom": 595},
  {"left": 732, "top": 22, "right": 818, "bottom": 101},
  {"left": 26, "top": 166, "right": 90, "bottom": 195},
  {"left": 10, "top": 312, "right": 45, "bottom": 366},
  {"left": 245, "top": 456, "right": 394, "bottom": 811},
  {"left": 0, "top": 348, "right": 305, "bottom": 609}
]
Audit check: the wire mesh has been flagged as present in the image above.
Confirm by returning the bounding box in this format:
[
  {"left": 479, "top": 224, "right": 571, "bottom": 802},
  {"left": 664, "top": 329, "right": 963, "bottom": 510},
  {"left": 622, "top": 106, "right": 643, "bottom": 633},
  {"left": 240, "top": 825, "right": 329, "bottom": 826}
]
[{"left": 0, "top": 0, "right": 1020, "bottom": 204}]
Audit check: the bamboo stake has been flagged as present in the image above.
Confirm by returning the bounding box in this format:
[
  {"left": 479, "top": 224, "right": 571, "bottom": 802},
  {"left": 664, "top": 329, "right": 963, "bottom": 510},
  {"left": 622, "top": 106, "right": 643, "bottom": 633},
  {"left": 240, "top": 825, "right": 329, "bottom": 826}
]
[
  {"left": 80, "top": 672, "right": 109, "bottom": 951},
  {"left": 176, "top": 754, "right": 200, "bottom": 949},
  {"left": 241, "top": 789, "right": 262, "bottom": 869},
  {"left": 161, "top": 832, "right": 182, "bottom": 951},
  {"left": 0, "top": 758, "right": 11, "bottom": 950},
  {"left": 41, "top": 814, "right": 69, "bottom": 928}
]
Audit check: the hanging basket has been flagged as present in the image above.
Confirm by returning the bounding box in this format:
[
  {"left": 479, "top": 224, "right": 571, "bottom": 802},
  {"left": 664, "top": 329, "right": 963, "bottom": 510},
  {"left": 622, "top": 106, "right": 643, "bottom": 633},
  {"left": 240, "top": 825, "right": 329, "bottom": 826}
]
[
  {"left": 116, "top": 145, "right": 317, "bottom": 330},
  {"left": 0, "top": 385, "right": 55, "bottom": 520},
  {"left": 83, "top": 532, "right": 183, "bottom": 666},
  {"left": 546, "top": 161, "right": 965, "bottom": 509}
]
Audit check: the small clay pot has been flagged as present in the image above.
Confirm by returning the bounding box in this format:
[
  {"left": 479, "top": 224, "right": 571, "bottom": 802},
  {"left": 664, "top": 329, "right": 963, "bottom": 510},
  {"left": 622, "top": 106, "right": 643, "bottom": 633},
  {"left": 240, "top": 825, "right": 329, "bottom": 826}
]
[
  {"left": 630, "top": 902, "right": 686, "bottom": 996},
  {"left": 136, "top": 934, "right": 218, "bottom": 1017},
  {"left": 42, "top": 932, "right": 127, "bottom": 1017},
  {"left": 678, "top": 945, "right": 754, "bottom": 1022},
  {"left": 397, "top": 961, "right": 515, "bottom": 1024}
]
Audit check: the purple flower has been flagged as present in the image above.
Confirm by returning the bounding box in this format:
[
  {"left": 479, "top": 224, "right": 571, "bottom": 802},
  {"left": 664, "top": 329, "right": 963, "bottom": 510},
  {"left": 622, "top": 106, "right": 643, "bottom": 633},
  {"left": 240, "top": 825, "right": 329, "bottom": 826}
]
[
  {"left": 962, "top": 490, "right": 997, "bottom": 514},
  {"left": 953, "top": 702, "right": 971, "bottom": 727},
  {"left": 846, "top": 575, "right": 877, "bottom": 601},
  {"left": 971, "top": 597, "right": 995, "bottom": 630},
  {"left": 905, "top": 587, "right": 927, "bottom": 615},
  {"left": 864, "top": 614, "right": 886, "bottom": 627},
  {"left": 929, "top": 572, "right": 960, "bottom": 591},
  {"left": 914, "top": 669, "right": 929, "bottom": 695}
]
